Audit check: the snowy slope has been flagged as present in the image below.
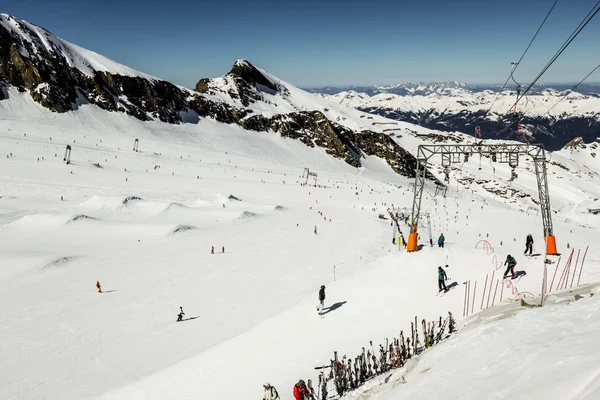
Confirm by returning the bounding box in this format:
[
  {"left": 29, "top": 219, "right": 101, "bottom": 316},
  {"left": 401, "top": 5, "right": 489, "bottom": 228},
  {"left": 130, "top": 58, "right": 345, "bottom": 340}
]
[
  {"left": 1, "top": 86, "right": 600, "bottom": 400},
  {"left": 342, "top": 285, "right": 600, "bottom": 400},
  {"left": 0, "top": 14, "right": 155, "bottom": 80},
  {"left": 2, "top": 14, "right": 600, "bottom": 400}
]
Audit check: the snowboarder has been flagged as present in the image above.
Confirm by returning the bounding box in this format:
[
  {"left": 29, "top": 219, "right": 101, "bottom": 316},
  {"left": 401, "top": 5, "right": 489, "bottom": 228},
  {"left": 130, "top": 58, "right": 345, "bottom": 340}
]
[
  {"left": 222, "top": 246, "right": 225, "bottom": 253},
  {"left": 211, "top": 246, "right": 214, "bottom": 254},
  {"left": 314, "top": 225, "right": 317, "bottom": 235},
  {"left": 438, "top": 233, "right": 445, "bottom": 248},
  {"left": 263, "top": 383, "right": 280, "bottom": 400},
  {"left": 177, "top": 307, "right": 185, "bottom": 322},
  {"left": 437, "top": 267, "right": 448, "bottom": 292},
  {"left": 318, "top": 285, "right": 326, "bottom": 315},
  {"left": 503, "top": 254, "right": 517, "bottom": 279},
  {"left": 524, "top": 234, "right": 534, "bottom": 255},
  {"left": 293, "top": 380, "right": 311, "bottom": 400},
  {"left": 96, "top": 281, "right": 102, "bottom": 293}
]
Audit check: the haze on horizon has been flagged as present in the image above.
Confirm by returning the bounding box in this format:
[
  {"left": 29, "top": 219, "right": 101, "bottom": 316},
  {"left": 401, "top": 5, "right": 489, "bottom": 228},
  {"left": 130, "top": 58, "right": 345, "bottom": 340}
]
[{"left": 3, "top": 0, "right": 600, "bottom": 89}]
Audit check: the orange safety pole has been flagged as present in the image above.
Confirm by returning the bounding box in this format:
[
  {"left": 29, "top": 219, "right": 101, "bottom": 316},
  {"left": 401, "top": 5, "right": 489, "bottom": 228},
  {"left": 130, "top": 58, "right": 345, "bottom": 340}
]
[
  {"left": 407, "top": 223, "right": 418, "bottom": 252},
  {"left": 545, "top": 235, "right": 558, "bottom": 255}
]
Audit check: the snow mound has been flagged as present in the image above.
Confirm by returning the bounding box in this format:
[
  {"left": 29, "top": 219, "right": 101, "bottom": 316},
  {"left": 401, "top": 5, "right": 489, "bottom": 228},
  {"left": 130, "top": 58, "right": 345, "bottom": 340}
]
[
  {"left": 42, "top": 256, "right": 78, "bottom": 270},
  {"left": 68, "top": 214, "right": 98, "bottom": 223},
  {"left": 171, "top": 225, "right": 199, "bottom": 234}
]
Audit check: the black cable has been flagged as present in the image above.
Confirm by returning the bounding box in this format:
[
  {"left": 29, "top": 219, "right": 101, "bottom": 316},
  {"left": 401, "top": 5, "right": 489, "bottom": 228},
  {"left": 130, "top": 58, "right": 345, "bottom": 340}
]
[
  {"left": 506, "top": 0, "right": 600, "bottom": 115},
  {"left": 546, "top": 62, "right": 600, "bottom": 115},
  {"left": 484, "top": 0, "right": 560, "bottom": 117}
]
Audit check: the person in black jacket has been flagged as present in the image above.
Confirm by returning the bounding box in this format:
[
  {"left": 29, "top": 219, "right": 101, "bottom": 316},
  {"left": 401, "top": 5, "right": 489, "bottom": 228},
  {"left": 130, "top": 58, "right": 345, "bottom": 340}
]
[
  {"left": 504, "top": 255, "right": 517, "bottom": 279},
  {"left": 524, "top": 234, "right": 533, "bottom": 255},
  {"left": 318, "top": 285, "right": 326, "bottom": 315}
]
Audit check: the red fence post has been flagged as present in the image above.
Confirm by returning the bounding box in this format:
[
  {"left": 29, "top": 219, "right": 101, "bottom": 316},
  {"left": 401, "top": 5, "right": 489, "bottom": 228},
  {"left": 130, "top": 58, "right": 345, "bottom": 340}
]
[
  {"left": 570, "top": 249, "right": 581, "bottom": 288},
  {"left": 471, "top": 281, "right": 477, "bottom": 315},
  {"left": 481, "top": 274, "right": 488, "bottom": 310},
  {"left": 577, "top": 246, "right": 589, "bottom": 287},
  {"left": 549, "top": 257, "right": 561, "bottom": 293}
]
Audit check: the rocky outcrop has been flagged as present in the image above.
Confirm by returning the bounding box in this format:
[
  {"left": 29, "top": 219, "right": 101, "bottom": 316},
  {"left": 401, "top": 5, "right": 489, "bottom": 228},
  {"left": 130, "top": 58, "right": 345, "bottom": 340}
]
[
  {"left": 563, "top": 137, "right": 586, "bottom": 150},
  {"left": 0, "top": 15, "right": 434, "bottom": 180}
]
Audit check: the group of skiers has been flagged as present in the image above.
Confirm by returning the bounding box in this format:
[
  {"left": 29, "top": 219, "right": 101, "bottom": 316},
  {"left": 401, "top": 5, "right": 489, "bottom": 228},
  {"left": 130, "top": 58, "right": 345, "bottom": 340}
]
[
  {"left": 211, "top": 245, "right": 225, "bottom": 254},
  {"left": 261, "top": 380, "right": 313, "bottom": 400}
]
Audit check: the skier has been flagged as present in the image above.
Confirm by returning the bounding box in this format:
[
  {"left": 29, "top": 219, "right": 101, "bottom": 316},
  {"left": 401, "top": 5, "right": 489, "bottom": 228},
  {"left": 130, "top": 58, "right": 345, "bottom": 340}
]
[
  {"left": 437, "top": 266, "right": 448, "bottom": 292},
  {"left": 177, "top": 306, "right": 185, "bottom": 322},
  {"left": 211, "top": 246, "right": 214, "bottom": 254},
  {"left": 503, "top": 254, "right": 517, "bottom": 279},
  {"left": 314, "top": 225, "right": 317, "bottom": 235},
  {"left": 263, "top": 383, "right": 280, "bottom": 400},
  {"left": 524, "top": 234, "right": 533, "bottom": 255},
  {"left": 438, "top": 233, "right": 445, "bottom": 248},
  {"left": 293, "top": 380, "right": 311, "bottom": 400},
  {"left": 222, "top": 246, "right": 225, "bottom": 253},
  {"left": 96, "top": 281, "right": 102, "bottom": 293},
  {"left": 318, "top": 285, "right": 326, "bottom": 315}
]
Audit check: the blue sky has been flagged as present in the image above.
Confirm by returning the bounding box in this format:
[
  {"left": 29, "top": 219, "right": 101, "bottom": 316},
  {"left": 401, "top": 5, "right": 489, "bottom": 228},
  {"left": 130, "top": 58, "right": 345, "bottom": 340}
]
[{"left": 3, "top": 0, "right": 600, "bottom": 88}]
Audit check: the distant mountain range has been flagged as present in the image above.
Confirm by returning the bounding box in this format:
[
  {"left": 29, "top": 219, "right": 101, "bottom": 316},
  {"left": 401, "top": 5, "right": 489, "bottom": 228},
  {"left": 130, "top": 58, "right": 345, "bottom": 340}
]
[
  {"left": 304, "top": 82, "right": 600, "bottom": 97},
  {"left": 309, "top": 82, "right": 600, "bottom": 151}
]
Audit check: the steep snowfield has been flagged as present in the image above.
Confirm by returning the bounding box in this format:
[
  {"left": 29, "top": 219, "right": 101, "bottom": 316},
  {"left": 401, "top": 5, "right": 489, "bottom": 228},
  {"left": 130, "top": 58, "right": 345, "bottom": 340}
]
[
  {"left": 342, "top": 285, "right": 600, "bottom": 400},
  {"left": 1, "top": 86, "right": 600, "bottom": 400},
  {"left": 324, "top": 88, "right": 600, "bottom": 119},
  {"left": 0, "top": 14, "right": 156, "bottom": 80}
]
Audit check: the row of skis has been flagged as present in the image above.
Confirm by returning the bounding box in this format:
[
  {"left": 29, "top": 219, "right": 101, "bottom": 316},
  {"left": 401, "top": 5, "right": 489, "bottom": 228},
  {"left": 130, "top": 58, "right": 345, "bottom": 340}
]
[{"left": 310, "top": 312, "right": 456, "bottom": 399}]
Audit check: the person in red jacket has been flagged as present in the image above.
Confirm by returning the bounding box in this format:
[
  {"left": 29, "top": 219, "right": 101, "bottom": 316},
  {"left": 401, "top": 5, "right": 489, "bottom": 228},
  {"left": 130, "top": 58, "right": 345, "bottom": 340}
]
[{"left": 293, "top": 380, "right": 311, "bottom": 400}]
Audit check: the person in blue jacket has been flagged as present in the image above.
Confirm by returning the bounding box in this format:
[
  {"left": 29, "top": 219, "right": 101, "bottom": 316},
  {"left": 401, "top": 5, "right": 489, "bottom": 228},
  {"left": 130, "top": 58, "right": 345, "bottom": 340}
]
[
  {"left": 438, "top": 266, "right": 448, "bottom": 292},
  {"left": 438, "top": 233, "right": 445, "bottom": 248}
]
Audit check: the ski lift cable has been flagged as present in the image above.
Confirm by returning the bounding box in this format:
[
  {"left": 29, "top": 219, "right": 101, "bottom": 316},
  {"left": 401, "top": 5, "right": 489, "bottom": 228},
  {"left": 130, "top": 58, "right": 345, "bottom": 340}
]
[
  {"left": 545, "top": 62, "right": 600, "bottom": 115},
  {"left": 484, "top": 0, "right": 560, "bottom": 117},
  {"left": 506, "top": 0, "right": 600, "bottom": 116}
]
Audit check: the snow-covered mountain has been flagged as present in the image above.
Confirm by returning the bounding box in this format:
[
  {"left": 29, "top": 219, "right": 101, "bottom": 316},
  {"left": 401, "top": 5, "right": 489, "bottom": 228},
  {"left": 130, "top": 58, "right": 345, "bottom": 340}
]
[
  {"left": 0, "top": 14, "right": 450, "bottom": 178},
  {"left": 306, "top": 81, "right": 471, "bottom": 96},
  {"left": 315, "top": 85, "right": 600, "bottom": 151},
  {"left": 3, "top": 14, "right": 600, "bottom": 400}
]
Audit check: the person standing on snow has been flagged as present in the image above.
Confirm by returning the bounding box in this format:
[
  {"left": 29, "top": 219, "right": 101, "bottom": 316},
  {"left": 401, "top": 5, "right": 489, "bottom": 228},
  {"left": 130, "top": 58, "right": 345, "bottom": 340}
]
[
  {"left": 503, "top": 255, "right": 517, "bottom": 279},
  {"left": 263, "top": 383, "right": 280, "bottom": 400},
  {"left": 96, "top": 281, "right": 102, "bottom": 293},
  {"left": 318, "top": 285, "right": 326, "bottom": 315},
  {"left": 524, "top": 234, "right": 533, "bottom": 255},
  {"left": 438, "top": 233, "right": 445, "bottom": 248},
  {"left": 211, "top": 246, "right": 214, "bottom": 254},
  {"left": 437, "top": 266, "right": 448, "bottom": 292},
  {"left": 177, "top": 307, "right": 185, "bottom": 322},
  {"left": 293, "top": 380, "right": 311, "bottom": 400}
]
